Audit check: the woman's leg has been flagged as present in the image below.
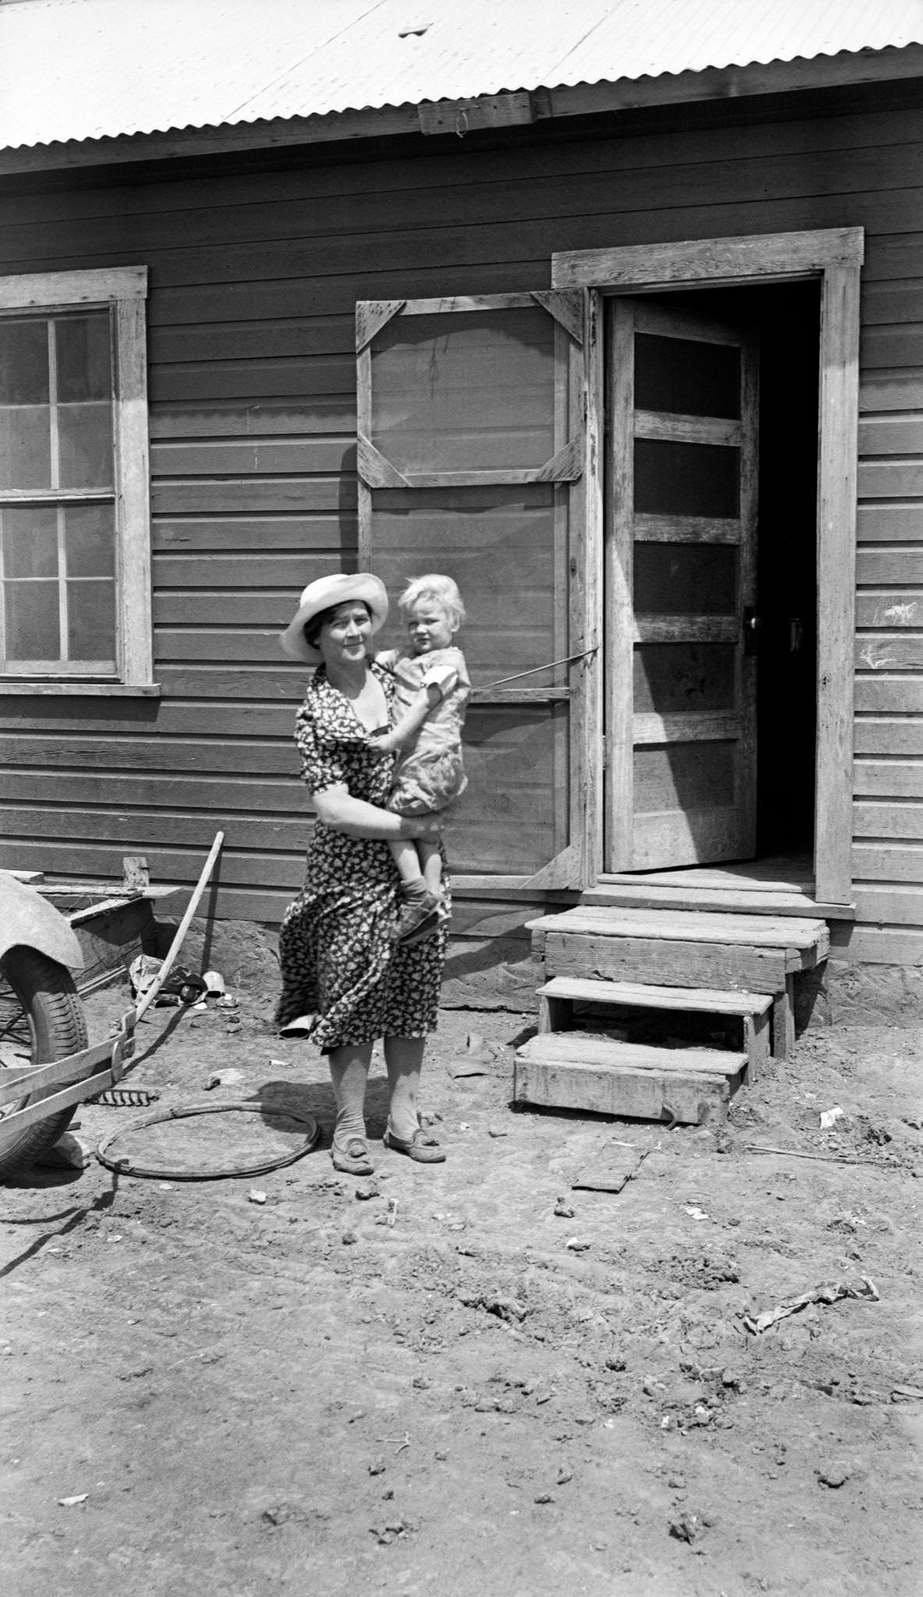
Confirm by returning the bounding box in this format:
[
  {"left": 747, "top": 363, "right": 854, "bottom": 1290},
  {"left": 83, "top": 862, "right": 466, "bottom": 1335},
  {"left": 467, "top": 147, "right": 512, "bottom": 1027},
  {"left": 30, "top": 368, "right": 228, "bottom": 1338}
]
[
  {"left": 383, "top": 1034, "right": 425, "bottom": 1142},
  {"left": 328, "top": 1041, "right": 373, "bottom": 1161}
]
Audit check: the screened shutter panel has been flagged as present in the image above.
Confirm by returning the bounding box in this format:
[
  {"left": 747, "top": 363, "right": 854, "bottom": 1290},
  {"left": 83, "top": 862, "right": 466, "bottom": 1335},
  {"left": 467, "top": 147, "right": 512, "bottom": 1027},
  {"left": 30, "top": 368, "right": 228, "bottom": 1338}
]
[{"left": 356, "top": 293, "right": 591, "bottom": 886}]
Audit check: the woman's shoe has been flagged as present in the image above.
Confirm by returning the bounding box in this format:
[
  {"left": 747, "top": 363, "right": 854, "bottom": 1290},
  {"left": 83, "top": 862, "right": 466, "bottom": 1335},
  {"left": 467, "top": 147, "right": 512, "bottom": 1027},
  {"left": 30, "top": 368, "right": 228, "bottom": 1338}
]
[
  {"left": 383, "top": 1123, "right": 446, "bottom": 1163},
  {"left": 331, "top": 1136, "right": 374, "bottom": 1175}
]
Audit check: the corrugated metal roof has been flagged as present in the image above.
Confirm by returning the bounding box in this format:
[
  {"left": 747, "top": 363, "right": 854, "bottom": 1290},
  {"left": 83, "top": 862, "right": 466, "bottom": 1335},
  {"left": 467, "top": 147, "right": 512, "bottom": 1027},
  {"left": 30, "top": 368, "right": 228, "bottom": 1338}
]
[{"left": 0, "top": 0, "right": 922, "bottom": 151}]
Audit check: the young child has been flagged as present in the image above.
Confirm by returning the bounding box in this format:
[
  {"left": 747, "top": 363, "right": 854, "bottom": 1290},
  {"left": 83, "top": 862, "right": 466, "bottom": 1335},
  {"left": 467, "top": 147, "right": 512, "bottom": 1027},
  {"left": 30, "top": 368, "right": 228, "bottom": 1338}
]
[{"left": 370, "top": 574, "right": 470, "bottom": 945}]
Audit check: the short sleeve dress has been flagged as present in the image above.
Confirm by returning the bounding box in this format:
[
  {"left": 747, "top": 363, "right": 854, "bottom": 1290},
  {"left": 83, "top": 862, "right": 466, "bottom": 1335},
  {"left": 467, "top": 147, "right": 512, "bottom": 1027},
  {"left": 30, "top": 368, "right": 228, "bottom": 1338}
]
[{"left": 275, "top": 659, "right": 449, "bottom": 1051}]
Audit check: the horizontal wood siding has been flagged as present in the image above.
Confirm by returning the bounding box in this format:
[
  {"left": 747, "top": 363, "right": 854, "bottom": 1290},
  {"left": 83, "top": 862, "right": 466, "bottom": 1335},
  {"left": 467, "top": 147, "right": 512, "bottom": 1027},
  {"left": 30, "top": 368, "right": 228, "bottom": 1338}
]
[{"left": 0, "top": 83, "right": 922, "bottom": 960}]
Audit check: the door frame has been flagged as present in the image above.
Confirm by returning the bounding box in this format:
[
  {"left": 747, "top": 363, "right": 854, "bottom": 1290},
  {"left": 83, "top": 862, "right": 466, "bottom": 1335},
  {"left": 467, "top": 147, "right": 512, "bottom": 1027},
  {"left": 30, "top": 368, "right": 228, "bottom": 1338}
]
[{"left": 552, "top": 227, "right": 864, "bottom": 906}]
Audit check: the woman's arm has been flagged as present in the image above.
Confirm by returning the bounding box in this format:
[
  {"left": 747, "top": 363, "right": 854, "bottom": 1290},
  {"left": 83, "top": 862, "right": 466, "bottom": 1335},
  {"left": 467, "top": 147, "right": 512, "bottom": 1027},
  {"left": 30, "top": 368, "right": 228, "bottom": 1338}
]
[{"left": 313, "top": 783, "right": 442, "bottom": 840}]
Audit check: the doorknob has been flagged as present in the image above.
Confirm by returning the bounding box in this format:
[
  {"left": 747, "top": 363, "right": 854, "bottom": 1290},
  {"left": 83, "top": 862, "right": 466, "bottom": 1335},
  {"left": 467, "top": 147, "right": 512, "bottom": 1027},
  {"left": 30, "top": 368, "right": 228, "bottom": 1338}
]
[{"left": 743, "top": 607, "right": 761, "bottom": 655}]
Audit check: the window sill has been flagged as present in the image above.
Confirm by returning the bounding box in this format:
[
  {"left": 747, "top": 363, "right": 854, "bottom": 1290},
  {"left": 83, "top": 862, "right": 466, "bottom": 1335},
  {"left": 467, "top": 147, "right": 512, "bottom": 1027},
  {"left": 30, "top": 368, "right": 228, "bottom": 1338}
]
[{"left": 0, "top": 681, "right": 162, "bottom": 697}]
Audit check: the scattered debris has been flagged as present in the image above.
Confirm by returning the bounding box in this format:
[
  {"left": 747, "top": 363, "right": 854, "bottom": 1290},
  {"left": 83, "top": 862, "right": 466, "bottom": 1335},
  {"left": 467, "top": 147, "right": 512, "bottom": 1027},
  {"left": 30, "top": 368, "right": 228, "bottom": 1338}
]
[
  {"left": 58, "top": 1494, "right": 88, "bottom": 1507},
  {"left": 341, "top": 1231, "right": 358, "bottom": 1246},
  {"left": 553, "top": 1198, "right": 576, "bottom": 1219},
  {"left": 891, "top": 1384, "right": 923, "bottom": 1402},
  {"left": 368, "top": 1459, "right": 386, "bottom": 1476},
  {"left": 448, "top": 1032, "right": 498, "bottom": 1077},
  {"left": 458, "top": 1290, "right": 526, "bottom": 1322},
  {"left": 684, "top": 1205, "right": 710, "bottom": 1221},
  {"left": 669, "top": 1509, "right": 711, "bottom": 1542},
  {"left": 487, "top": 1125, "right": 509, "bottom": 1138},
  {"left": 572, "top": 1143, "right": 649, "bottom": 1194},
  {"left": 820, "top": 1105, "right": 845, "bottom": 1129},
  {"left": 203, "top": 1068, "right": 245, "bottom": 1090},
  {"left": 566, "top": 1237, "right": 592, "bottom": 1252},
  {"left": 355, "top": 1180, "right": 380, "bottom": 1201},
  {"left": 374, "top": 1196, "right": 399, "bottom": 1228},
  {"left": 202, "top": 969, "right": 226, "bottom": 995},
  {"left": 816, "top": 1461, "right": 850, "bottom": 1488},
  {"left": 534, "top": 1492, "right": 554, "bottom": 1504},
  {"left": 370, "top": 1518, "right": 412, "bottom": 1546},
  {"left": 744, "top": 1277, "right": 879, "bottom": 1335},
  {"left": 248, "top": 1189, "right": 267, "bottom": 1205}
]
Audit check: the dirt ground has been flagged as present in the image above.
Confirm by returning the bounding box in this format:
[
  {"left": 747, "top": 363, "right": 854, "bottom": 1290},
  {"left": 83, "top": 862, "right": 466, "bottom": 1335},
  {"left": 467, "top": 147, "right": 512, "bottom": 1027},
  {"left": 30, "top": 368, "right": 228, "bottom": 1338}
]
[{"left": 3, "top": 938, "right": 923, "bottom": 1597}]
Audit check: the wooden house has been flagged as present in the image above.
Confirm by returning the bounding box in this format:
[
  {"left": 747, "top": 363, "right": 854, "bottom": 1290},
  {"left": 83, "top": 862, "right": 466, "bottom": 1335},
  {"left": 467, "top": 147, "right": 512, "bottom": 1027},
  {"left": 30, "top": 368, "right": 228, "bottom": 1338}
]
[{"left": 1, "top": 1, "right": 922, "bottom": 1055}]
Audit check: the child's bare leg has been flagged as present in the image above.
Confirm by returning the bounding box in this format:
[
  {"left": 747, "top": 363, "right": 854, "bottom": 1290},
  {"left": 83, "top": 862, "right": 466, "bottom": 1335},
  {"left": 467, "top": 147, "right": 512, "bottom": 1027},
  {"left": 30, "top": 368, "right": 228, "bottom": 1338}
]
[
  {"left": 388, "top": 836, "right": 426, "bottom": 892},
  {"left": 418, "top": 838, "right": 443, "bottom": 898}
]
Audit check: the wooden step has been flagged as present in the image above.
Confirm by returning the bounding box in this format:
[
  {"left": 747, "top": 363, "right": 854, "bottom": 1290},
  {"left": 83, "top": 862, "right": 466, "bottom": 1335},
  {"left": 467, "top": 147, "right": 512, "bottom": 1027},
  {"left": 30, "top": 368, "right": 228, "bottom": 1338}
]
[
  {"left": 536, "top": 976, "right": 772, "bottom": 1080},
  {"left": 514, "top": 1032, "right": 746, "bottom": 1125},
  {"left": 527, "top": 906, "right": 830, "bottom": 1060}
]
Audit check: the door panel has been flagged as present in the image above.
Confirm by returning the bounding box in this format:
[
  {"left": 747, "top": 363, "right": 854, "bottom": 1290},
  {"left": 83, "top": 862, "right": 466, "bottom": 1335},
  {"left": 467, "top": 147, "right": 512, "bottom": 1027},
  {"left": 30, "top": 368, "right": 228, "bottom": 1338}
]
[{"left": 606, "top": 299, "right": 759, "bottom": 870}]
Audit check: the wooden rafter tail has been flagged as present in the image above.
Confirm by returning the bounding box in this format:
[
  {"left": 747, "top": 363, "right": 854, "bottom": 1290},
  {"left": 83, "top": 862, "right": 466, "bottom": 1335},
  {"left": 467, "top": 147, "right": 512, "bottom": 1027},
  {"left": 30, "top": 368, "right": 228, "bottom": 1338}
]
[
  {"left": 531, "top": 289, "right": 585, "bottom": 344},
  {"left": 355, "top": 299, "right": 406, "bottom": 352},
  {"left": 535, "top": 435, "right": 583, "bottom": 483},
  {"left": 356, "top": 434, "right": 409, "bottom": 489}
]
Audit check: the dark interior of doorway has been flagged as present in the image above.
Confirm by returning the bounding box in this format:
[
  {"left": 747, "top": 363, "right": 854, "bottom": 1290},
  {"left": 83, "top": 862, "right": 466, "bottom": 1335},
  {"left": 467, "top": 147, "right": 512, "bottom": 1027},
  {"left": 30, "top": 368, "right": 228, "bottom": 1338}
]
[{"left": 640, "top": 279, "right": 821, "bottom": 861}]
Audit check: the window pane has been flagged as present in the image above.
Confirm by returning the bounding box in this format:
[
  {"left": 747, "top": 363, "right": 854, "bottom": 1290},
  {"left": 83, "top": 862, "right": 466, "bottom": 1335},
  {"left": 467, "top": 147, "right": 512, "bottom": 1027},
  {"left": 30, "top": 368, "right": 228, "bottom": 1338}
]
[
  {"left": 0, "top": 319, "right": 49, "bottom": 404},
  {"left": 634, "top": 543, "right": 737, "bottom": 615},
  {"left": 634, "top": 741, "right": 736, "bottom": 813},
  {"left": 65, "top": 503, "right": 114, "bottom": 576},
  {"left": 370, "top": 308, "right": 556, "bottom": 472},
  {"left": 55, "top": 313, "right": 110, "bottom": 401},
  {"left": 2, "top": 505, "right": 58, "bottom": 577},
  {"left": 634, "top": 439, "right": 739, "bottom": 518},
  {"left": 634, "top": 643, "right": 735, "bottom": 714},
  {"left": 451, "top": 703, "right": 569, "bottom": 872},
  {"left": 635, "top": 334, "right": 739, "bottom": 418},
  {"left": 58, "top": 402, "right": 112, "bottom": 488},
  {"left": 67, "top": 578, "right": 115, "bottom": 660},
  {"left": 0, "top": 405, "right": 51, "bottom": 488},
  {"left": 4, "top": 579, "right": 59, "bottom": 658},
  {"left": 369, "top": 485, "right": 561, "bottom": 681}
]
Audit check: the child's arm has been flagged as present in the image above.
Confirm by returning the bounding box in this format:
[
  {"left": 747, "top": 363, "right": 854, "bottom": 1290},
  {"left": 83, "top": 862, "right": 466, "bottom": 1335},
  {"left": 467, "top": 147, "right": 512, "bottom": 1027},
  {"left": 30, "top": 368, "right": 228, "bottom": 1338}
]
[{"left": 368, "top": 679, "right": 444, "bottom": 754}]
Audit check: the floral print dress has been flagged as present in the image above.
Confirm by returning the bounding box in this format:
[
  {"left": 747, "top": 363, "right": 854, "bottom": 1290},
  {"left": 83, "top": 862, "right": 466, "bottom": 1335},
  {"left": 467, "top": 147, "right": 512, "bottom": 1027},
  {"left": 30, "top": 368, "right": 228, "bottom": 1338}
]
[{"left": 276, "top": 660, "right": 448, "bottom": 1051}]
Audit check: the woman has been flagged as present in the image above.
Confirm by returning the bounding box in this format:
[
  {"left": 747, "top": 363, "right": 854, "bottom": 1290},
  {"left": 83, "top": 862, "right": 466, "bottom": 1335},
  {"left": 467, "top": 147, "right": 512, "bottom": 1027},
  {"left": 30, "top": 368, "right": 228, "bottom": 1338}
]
[{"left": 276, "top": 572, "right": 448, "bottom": 1175}]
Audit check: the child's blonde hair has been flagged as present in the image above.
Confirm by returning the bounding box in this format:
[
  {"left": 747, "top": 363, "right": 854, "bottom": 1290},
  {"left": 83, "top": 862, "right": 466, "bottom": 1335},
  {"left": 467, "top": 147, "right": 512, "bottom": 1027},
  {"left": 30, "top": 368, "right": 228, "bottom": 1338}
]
[{"left": 398, "top": 573, "right": 466, "bottom": 630}]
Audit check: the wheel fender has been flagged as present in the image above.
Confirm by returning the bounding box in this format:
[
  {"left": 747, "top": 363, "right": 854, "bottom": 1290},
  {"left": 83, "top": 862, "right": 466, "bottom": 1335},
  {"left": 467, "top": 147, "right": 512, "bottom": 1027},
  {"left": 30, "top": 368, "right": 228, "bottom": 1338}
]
[{"left": 0, "top": 872, "right": 84, "bottom": 971}]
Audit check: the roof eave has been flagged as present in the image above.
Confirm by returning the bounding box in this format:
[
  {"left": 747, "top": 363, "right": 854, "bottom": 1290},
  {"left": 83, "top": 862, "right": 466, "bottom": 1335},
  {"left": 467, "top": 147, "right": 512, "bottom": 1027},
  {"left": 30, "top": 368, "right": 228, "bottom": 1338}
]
[{"left": 0, "top": 42, "right": 921, "bottom": 176}]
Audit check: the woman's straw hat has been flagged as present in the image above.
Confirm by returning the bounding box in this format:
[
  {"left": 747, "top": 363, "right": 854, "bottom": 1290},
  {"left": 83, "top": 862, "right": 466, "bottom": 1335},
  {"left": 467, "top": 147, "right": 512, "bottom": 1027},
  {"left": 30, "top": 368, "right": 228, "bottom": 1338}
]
[{"left": 280, "top": 572, "right": 388, "bottom": 663}]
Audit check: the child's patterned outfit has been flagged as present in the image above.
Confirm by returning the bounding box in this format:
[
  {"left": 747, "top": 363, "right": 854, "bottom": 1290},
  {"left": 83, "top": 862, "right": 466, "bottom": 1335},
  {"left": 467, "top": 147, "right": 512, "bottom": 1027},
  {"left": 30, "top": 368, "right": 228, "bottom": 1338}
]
[{"left": 377, "top": 644, "right": 470, "bottom": 816}]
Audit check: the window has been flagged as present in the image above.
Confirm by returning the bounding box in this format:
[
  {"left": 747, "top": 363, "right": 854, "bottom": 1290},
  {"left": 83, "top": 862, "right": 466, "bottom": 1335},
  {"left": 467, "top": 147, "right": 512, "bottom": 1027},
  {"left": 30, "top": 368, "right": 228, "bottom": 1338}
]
[{"left": 0, "top": 266, "right": 153, "bottom": 691}]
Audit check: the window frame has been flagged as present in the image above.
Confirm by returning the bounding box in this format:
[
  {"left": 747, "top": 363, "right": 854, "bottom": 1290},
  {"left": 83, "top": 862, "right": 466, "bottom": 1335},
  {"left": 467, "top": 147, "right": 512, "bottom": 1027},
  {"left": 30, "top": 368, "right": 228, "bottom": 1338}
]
[{"left": 0, "top": 265, "right": 155, "bottom": 695}]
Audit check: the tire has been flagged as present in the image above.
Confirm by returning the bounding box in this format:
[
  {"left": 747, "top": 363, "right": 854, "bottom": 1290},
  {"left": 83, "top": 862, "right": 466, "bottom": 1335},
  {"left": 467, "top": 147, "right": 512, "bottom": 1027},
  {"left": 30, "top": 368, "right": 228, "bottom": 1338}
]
[{"left": 0, "top": 947, "right": 89, "bottom": 1180}]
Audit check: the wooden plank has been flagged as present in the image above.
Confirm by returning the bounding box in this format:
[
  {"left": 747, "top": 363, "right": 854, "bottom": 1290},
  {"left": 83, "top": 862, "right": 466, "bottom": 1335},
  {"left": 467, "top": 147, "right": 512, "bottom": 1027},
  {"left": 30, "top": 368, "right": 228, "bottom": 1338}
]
[
  {"left": 857, "top": 634, "right": 923, "bottom": 672},
  {"left": 854, "top": 800, "right": 923, "bottom": 838},
  {"left": 633, "top": 616, "right": 738, "bottom": 644},
  {"left": 855, "top": 676, "right": 923, "bottom": 714},
  {"left": 513, "top": 1051, "right": 735, "bottom": 1124},
  {"left": 581, "top": 883, "right": 850, "bottom": 919},
  {"left": 633, "top": 513, "right": 740, "bottom": 544},
  {"left": 539, "top": 930, "right": 788, "bottom": 993},
  {"left": 115, "top": 290, "right": 154, "bottom": 687},
  {"left": 857, "top": 549, "right": 923, "bottom": 585},
  {"left": 517, "top": 1032, "right": 746, "bottom": 1078},
  {"left": 859, "top": 459, "right": 923, "bottom": 498},
  {"left": 538, "top": 975, "right": 773, "bottom": 1015},
  {"left": 853, "top": 884, "right": 923, "bottom": 926},
  {"left": 530, "top": 904, "right": 829, "bottom": 949},
  {"left": 854, "top": 759, "right": 923, "bottom": 797},
  {"left": 634, "top": 411, "right": 742, "bottom": 446},
  {"left": 552, "top": 227, "right": 864, "bottom": 289},
  {"left": 856, "top": 595, "right": 923, "bottom": 630},
  {"left": 815, "top": 258, "right": 861, "bottom": 906},
  {"left": 832, "top": 924, "right": 923, "bottom": 965},
  {"left": 633, "top": 713, "right": 740, "bottom": 745},
  {"left": 605, "top": 297, "right": 635, "bottom": 868},
  {"left": 857, "top": 503, "right": 923, "bottom": 543},
  {"left": 853, "top": 843, "right": 923, "bottom": 883}
]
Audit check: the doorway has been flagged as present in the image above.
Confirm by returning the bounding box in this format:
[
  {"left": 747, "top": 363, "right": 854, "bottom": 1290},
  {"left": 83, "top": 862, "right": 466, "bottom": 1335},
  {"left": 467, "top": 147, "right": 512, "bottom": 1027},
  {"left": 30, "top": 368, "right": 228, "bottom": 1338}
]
[{"left": 602, "top": 279, "right": 820, "bottom": 878}]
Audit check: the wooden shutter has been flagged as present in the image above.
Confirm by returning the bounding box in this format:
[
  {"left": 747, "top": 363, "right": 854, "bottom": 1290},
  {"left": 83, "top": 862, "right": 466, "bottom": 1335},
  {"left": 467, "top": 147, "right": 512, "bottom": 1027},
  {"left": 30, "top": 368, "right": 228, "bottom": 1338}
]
[{"left": 357, "top": 292, "right": 592, "bottom": 888}]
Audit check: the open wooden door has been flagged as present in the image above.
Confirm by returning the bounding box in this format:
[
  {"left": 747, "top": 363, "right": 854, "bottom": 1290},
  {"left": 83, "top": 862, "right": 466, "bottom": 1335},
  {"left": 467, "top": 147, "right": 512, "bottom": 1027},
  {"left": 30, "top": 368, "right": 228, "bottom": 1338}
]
[
  {"left": 356, "top": 292, "right": 595, "bottom": 889},
  {"left": 605, "top": 299, "right": 759, "bottom": 871}
]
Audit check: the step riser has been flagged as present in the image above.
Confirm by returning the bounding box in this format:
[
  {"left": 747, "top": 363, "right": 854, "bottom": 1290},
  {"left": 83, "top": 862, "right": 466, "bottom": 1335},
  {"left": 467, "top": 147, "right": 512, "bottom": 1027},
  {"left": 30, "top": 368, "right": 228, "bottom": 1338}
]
[
  {"left": 539, "top": 932, "right": 787, "bottom": 995},
  {"left": 514, "top": 1057, "right": 735, "bottom": 1125}
]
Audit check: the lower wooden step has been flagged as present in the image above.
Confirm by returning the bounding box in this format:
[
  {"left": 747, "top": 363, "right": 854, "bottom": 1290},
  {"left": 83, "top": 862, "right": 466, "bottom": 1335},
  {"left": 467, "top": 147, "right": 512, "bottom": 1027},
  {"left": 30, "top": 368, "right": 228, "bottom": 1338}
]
[
  {"left": 537, "top": 976, "right": 772, "bottom": 1079},
  {"left": 514, "top": 1032, "right": 747, "bottom": 1125}
]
